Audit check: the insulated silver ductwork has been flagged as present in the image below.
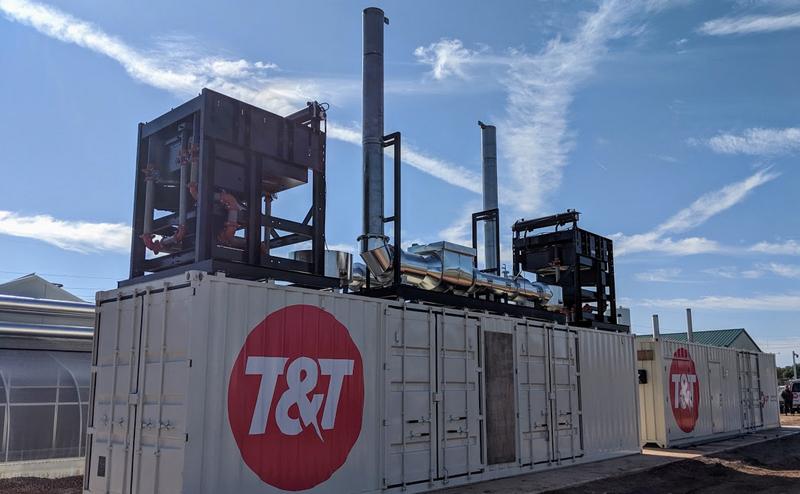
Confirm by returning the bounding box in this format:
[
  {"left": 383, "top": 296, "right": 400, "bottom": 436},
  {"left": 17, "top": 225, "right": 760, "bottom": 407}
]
[
  {"left": 360, "top": 241, "right": 562, "bottom": 308},
  {"left": 0, "top": 321, "right": 94, "bottom": 339},
  {"left": 479, "top": 121, "right": 499, "bottom": 272},
  {"left": 0, "top": 294, "right": 95, "bottom": 318},
  {"left": 361, "top": 7, "right": 387, "bottom": 254}
]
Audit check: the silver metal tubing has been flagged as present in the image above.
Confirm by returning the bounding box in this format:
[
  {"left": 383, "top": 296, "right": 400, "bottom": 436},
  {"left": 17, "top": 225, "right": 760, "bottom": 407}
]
[
  {"left": 686, "top": 308, "right": 694, "bottom": 342},
  {"left": 362, "top": 7, "right": 387, "bottom": 254},
  {"left": 479, "top": 121, "right": 498, "bottom": 272},
  {"left": 0, "top": 294, "right": 95, "bottom": 317},
  {"left": 360, "top": 241, "right": 557, "bottom": 306},
  {"left": 0, "top": 321, "right": 94, "bottom": 339}
]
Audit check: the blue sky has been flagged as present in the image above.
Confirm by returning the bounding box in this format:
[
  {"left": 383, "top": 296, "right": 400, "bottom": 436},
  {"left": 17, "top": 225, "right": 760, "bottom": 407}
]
[{"left": 1, "top": 0, "right": 798, "bottom": 364}]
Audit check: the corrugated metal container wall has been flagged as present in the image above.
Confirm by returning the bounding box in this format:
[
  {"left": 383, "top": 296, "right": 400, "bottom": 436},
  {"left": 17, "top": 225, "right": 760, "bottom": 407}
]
[
  {"left": 637, "top": 338, "right": 779, "bottom": 448},
  {"left": 84, "top": 273, "right": 639, "bottom": 494},
  {"left": 758, "top": 353, "right": 780, "bottom": 429}
]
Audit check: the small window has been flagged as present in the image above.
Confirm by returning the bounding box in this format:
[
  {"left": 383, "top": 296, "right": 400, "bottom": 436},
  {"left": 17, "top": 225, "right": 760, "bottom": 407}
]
[{"left": 793, "top": 382, "right": 800, "bottom": 393}]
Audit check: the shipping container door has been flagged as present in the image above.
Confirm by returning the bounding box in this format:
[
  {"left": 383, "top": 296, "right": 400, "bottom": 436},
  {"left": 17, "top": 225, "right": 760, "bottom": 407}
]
[
  {"left": 738, "top": 352, "right": 759, "bottom": 430},
  {"left": 516, "top": 322, "right": 551, "bottom": 466},
  {"left": 749, "top": 353, "right": 763, "bottom": 428},
  {"left": 436, "top": 313, "right": 481, "bottom": 481},
  {"left": 87, "top": 294, "right": 143, "bottom": 494},
  {"left": 549, "top": 328, "right": 582, "bottom": 463},
  {"left": 129, "top": 286, "right": 191, "bottom": 494},
  {"left": 708, "top": 361, "right": 724, "bottom": 434},
  {"left": 384, "top": 308, "right": 436, "bottom": 488}
]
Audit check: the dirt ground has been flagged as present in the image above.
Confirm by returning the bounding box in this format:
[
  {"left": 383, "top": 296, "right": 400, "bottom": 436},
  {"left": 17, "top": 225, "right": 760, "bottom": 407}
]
[
  {"left": 0, "top": 476, "right": 81, "bottom": 494},
  {"left": 2, "top": 416, "right": 799, "bottom": 494},
  {"left": 548, "top": 415, "right": 800, "bottom": 494}
]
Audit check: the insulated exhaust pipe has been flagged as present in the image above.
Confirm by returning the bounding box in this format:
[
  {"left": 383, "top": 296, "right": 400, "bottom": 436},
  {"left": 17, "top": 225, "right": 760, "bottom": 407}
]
[
  {"left": 479, "top": 121, "right": 498, "bottom": 273},
  {"left": 361, "top": 7, "right": 388, "bottom": 254}
]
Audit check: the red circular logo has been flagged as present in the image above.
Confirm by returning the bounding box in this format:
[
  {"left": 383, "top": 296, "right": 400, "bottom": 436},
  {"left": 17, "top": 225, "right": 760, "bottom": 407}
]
[
  {"left": 668, "top": 347, "right": 700, "bottom": 433},
  {"left": 227, "top": 305, "right": 364, "bottom": 491}
]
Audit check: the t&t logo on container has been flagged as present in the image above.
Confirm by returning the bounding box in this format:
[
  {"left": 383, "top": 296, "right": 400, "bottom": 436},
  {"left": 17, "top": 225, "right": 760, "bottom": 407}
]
[
  {"left": 668, "top": 347, "right": 700, "bottom": 433},
  {"left": 228, "top": 305, "right": 365, "bottom": 491}
]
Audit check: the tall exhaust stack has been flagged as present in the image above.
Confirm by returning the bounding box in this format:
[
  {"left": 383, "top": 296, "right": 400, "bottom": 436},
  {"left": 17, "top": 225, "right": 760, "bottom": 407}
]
[
  {"left": 361, "top": 7, "right": 387, "bottom": 254},
  {"left": 479, "top": 121, "right": 498, "bottom": 272}
]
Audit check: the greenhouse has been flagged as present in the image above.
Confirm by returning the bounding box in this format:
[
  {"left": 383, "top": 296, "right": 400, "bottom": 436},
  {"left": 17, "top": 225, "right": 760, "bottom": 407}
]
[{"left": 0, "top": 349, "right": 91, "bottom": 462}]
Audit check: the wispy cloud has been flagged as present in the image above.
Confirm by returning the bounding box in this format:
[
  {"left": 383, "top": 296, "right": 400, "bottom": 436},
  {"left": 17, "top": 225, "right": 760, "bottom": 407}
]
[
  {"left": 750, "top": 240, "right": 800, "bottom": 255},
  {"left": 634, "top": 268, "right": 683, "bottom": 282},
  {"left": 703, "top": 266, "right": 763, "bottom": 279},
  {"left": 414, "top": 39, "right": 488, "bottom": 80},
  {"left": 637, "top": 293, "right": 800, "bottom": 311},
  {"left": 704, "top": 262, "right": 800, "bottom": 279},
  {"left": 327, "top": 124, "right": 482, "bottom": 194},
  {"left": 0, "top": 0, "right": 481, "bottom": 196},
  {"left": 0, "top": 210, "right": 130, "bottom": 253},
  {"left": 697, "top": 127, "right": 800, "bottom": 155},
  {"left": 614, "top": 168, "right": 778, "bottom": 256},
  {"left": 760, "top": 262, "right": 800, "bottom": 278},
  {"left": 699, "top": 12, "right": 800, "bottom": 36},
  {"left": 414, "top": 0, "right": 679, "bottom": 214}
]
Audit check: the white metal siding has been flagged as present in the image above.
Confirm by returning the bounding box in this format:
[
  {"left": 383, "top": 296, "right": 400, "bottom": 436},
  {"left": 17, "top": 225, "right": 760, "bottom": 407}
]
[
  {"left": 86, "top": 273, "right": 640, "bottom": 494},
  {"left": 637, "top": 338, "right": 779, "bottom": 448}
]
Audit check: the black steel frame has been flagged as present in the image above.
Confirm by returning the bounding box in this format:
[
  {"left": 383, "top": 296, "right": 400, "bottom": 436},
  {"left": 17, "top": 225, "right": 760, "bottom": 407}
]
[
  {"left": 471, "top": 208, "right": 501, "bottom": 275},
  {"left": 512, "top": 211, "right": 622, "bottom": 330},
  {"left": 125, "top": 88, "right": 338, "bottom": 289},
  {"left": 358, "top": 133, "right": 563, "bottom": 323}
]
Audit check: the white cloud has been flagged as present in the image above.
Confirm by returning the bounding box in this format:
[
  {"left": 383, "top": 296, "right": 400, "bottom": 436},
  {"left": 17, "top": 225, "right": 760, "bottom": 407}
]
[
  {"left": 750, "top": 240, "right": 800, "bottom": 255},
  {"left": 703, "top": 266, "right": 763, "bottom": 279},
  {"left": 637, "top": 293, "right": 800, "bottom": 311},
  {"left": 413, "top": 0, "right": 681, "bottom": 214},
  {"left": 0, "top": 210, "right": 130, "bottom": 253},
  {"left": 414, "top": 39, "right": 487, "bottom": 80},
  {"left": 759, "top": 262, "right": 800, "bottom": 278},
  {"left": 701, "top": 127, "right": 800, "bottom": 155},
  {"left": 634, "top": 268, "right": 683, "bottom": 282},
  {"left": 0, "top": 0, "right": 481, "bottom": 196},
  {"left": 699, "top": 12, "right": 800, "bottom": 36},
  {"left": 327, "top": 124, "right": 483, "bottom": 194},
  {"left": 657, "top": 168, "right": 778, "bottom": 234},
  {"left": 614, "top": 168, "right": 778, "bottom": 256}
]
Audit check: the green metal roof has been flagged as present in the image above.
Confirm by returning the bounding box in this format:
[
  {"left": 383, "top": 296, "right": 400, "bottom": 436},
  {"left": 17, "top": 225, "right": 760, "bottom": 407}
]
[{"left": 636, "top": 328, "right": 761, "bottom": 351}]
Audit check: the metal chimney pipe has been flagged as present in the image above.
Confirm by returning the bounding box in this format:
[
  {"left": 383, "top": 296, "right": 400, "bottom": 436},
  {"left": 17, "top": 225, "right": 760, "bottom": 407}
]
[
  {"left": 361, "top": 7, "right": 387, "bottom": 253},
  {"left": 652, "top": 314, "right": 660, "bottom": 340},
  {"left": 479, "top": 121, "right": 498, "bottom": 272},
  {"left": 686, "top": 308, "right": 694, "bottom": 343}
]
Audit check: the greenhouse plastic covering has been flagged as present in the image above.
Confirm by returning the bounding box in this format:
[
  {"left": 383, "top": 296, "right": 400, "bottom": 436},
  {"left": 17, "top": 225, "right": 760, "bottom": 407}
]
[{"left": 0, "top": 349, "right": 90, "bottom": 462}]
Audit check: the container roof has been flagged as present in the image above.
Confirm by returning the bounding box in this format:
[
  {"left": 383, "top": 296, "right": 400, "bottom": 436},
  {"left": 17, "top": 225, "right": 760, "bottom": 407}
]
[{"left": 637, "top": 328, "right": 761, "bottom": 352}]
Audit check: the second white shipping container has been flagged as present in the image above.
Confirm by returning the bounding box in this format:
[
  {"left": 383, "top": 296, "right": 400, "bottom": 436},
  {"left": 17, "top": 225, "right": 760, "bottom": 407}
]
[{"left": 637, "top": 338, "right": 779, "bottom": 448}]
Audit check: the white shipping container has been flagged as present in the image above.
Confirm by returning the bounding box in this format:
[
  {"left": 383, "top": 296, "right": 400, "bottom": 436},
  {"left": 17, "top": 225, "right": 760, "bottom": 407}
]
[
  {"left": 637, "top": 338, "right": 780, "bottom": 448},
  {"left": 83, "top": 272, "right": 640, "bottom": 493}
]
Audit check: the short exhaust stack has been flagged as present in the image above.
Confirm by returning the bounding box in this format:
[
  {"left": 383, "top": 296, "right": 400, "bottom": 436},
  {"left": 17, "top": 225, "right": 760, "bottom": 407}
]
[{"left": 479, "top": 121, "right": 499, "bottom": 273}]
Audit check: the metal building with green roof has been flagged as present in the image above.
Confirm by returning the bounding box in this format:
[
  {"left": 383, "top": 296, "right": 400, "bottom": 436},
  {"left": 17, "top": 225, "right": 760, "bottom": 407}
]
[{"left": 637, "top": 328, "right": 762, "bottom": 352}]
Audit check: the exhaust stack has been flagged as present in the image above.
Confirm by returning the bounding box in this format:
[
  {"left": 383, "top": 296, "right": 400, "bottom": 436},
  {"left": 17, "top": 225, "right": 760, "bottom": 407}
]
[
  {"left": 479, "top": 121, "right": 498, "bottom": 272},
  {"left": 361, "top": 7, "right": 387, "bottom": 253}
]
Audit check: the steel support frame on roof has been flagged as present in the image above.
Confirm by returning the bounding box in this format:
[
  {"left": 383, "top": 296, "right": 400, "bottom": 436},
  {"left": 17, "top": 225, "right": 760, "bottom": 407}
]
[
  {"left": 126, "top": 89, "right": 330, "bottom": 289},
  {"left": 512, "top": 211, "right": 622, "bottom": 330},
  {"left": 471, "top": 208, "right": 501, "bottom": 275},
  {"left": 357, "top": 133, "right": 563, "bottom": 323}
]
